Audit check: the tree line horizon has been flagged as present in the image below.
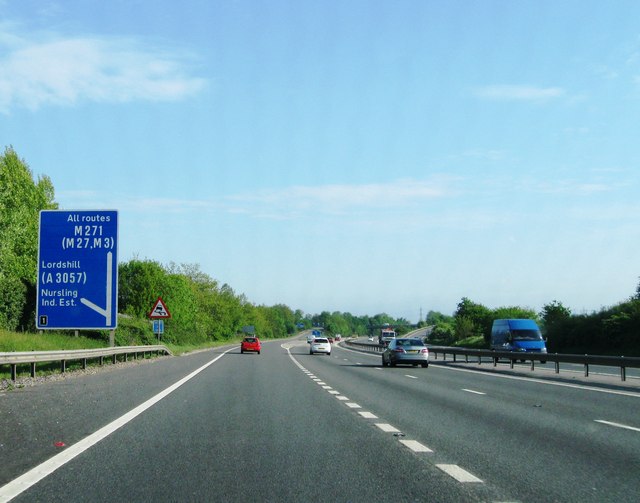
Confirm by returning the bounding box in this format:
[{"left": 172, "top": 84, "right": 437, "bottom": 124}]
[{"left": 2, "top": 146, "right": 638, "bottom": 355}]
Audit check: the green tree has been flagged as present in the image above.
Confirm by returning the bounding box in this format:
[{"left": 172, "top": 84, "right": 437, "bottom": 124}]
[
  {"left": 492, "top": 306, "right": 538, "bottom": 322},
  {"left": 454, "top": 315, "right": 478, "bottom": 341},
  {"left": 0, "top": 147, "right": 57, "bottom": 330},
  {"left": 540, "top": 300, "right": 571, "bottom": 329},
  {"left": 118, "top": 259, "right": 168, "bottom": 318},
  {"left": 324, "top": 311, "right": 350, "bottom": 337},
  {"left": 426, "top": 310, "right": 453, "bottom": 326},
  {"left": 429, "top": 322, "right": 455, "bottom": 343},
  {"left": 454, "top": 297, "right": 492, "bottom": 342}
]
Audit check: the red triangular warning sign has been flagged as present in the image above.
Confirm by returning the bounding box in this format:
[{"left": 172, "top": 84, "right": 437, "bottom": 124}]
[{"left": 149, "top": 297, "right": 171, "bottom": 319}]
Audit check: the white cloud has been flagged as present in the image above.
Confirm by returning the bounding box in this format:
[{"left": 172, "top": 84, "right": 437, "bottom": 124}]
[
  {"left": 56, "top": 190, "right": 219, "bottom": 214},
  {"left": 57, "top": 177, "right": 456, "bottom": 220},
  {"left": 532, "top": 180, "right": 615, "bottom": 196},
  {"left": 474, "top": 85, "right": 565, "bottom": 101},
  {"left": 0, "top": 27, "right": 206, "bottom": 113},
  {"left": 224, "top": 178, "right": 454, "bottom": 219}
]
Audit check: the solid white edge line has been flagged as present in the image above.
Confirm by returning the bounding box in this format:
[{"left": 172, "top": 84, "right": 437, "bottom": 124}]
[
  {"left": 0, "top": 347, "right": 235, "bottom": 503},
  {"left": 436, "top": 464, "right": 483, "bottom": 483},
  {"left": 595, "top": 420, "right": 640, "bottom": 432}
]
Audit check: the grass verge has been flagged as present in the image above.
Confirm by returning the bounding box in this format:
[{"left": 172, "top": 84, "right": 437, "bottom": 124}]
[{"left": 0, "top": 328, "right": 245, "bottom": 382}]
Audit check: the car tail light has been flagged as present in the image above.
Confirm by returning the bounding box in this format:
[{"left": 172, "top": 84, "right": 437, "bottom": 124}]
[
  {"left": 421, "top": 349, "right": 428, "bottom": 354},
  {"left": 394, "top": 348, "right": 405, "bottom": 353}
]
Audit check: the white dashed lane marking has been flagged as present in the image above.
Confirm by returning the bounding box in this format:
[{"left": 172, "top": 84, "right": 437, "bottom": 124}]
[
  {"left": 399, "top": 439, "right": 433, "bottom": 453},
  {"left": 376, "top": 423, "right": 400, "bottom": 433},
  {"left": 285, "top": 344, "right": 488, "bottom": 492},
  {"left": 436, "top": 464, "right": 483, "bottom": 483},
  {"left": 462, "top": 389, "right": 486, "bottom": 395}
]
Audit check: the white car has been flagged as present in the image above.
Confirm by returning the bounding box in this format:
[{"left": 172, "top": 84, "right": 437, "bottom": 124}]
[{"left": 309, "top": 337, "right": 331, "bottom": 355}]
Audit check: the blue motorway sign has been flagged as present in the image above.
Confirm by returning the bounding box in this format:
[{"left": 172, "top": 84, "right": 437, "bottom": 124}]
[{"left": 36, "top": 210, "right": 118, "bottom": 330}]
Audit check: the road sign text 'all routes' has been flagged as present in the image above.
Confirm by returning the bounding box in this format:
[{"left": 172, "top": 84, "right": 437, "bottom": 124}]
[{"left": 37, "top": 210, "right": 118, "bottom": 330}]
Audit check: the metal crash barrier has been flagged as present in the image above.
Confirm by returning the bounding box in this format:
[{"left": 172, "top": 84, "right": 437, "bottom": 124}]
[
  {"left": 0, "top": 345, "right": 172, "bottom": 382},
  {"left": 343, "top": 339, "right": 640, "bottom": 382}
]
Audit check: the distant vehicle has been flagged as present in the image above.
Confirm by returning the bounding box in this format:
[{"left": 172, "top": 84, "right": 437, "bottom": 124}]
[
  {"left": 490, "top": 319, "right": 547, "bottom": 362},
  {"left": 307, "top": 333, "right": 316, "bottom": 344},
  {"left": 378, "top": 328, "right": 396, "bottom": 346},
  {"left": 309, "top": 337, "right": 331, "bottom": 355},
  {"left": 382, "top": 338, "right": 429, "bottom": 367},
  {"left": 327, "top": 336, "right": 334, "bottom": 343},
  {"left": 241, "top": 336, "right": 261, "bottom": 354},
  {"left": 335, "top": 334, "right": 341, "bottom": 341}
]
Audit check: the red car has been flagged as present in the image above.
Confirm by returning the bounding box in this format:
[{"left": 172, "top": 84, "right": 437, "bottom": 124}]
[{"left": 241, "top": 336, "right": 261, "bottom": 354}]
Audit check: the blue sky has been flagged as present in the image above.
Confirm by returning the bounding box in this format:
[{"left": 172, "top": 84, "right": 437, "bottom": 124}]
[{"left": 2, "top": 0, "right": 639, "bottom": 322}]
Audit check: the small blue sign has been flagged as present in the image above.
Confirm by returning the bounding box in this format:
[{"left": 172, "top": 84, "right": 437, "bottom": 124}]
[
  {"left": 36, "top": 210, "right": 118, "bottom": 330},
  {"left": 152, "top": 320, "right": 164, "bottom": 334}
]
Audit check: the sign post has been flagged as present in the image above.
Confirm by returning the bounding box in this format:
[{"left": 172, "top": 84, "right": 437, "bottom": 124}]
[
  {"left": 152, "top": 319, "right": 165, "bottom": 342},
  {"left": 36, "top": 210, "right": 118, "bottom": 331},
  {"left": 149, "top": 297, "right": 171, "bottom": 342}
]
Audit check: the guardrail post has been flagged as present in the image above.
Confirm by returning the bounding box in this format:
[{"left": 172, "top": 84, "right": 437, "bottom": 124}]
[
  {"left": 82, "top": 358, "right": 87, "bottom": 370},
  {"left": 61, "top": 360, "right": 66, "bottom": 374},
  {"left": 584, "top": 363, "right": 589, "bottom": 377},
  {"left": 453, "top": 354, "right": 456, "bottom": 362},
  {"left": 621, "top": 366, "right": 626, "bottom": 382},
  {"left": 113, "top": 354, "right": 117, "bottom": 364},
  {"left": 510, "top": 359, "right": 515, "bottom": 369},
  {"left": 124, "top": 353, "right": 128, "bottom": 362},
  {"left": 11, "top": 364, "right": 16, "bottom": 381},
  {"left": 555, "top": 360, "right": 560, "bottom": 374},
  {"left": 100, "top": 356, "right": 104, "bottom": 366},
  {"left": 465, "top": 355, "right": 469, "bottom": 363},
  {"left": 478, "top": 356, "right": 481, "bottom": 365},
  {"left": 30, "top": 362, "right": 36, "bottom": 378},
  {"left": 530, "top": 360, "right": 535, "bottom": 371}
]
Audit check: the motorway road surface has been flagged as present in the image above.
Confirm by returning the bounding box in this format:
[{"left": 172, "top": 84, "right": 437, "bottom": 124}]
[{"left": 1, "top": 335, "right": 639, "bottom": 502}]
